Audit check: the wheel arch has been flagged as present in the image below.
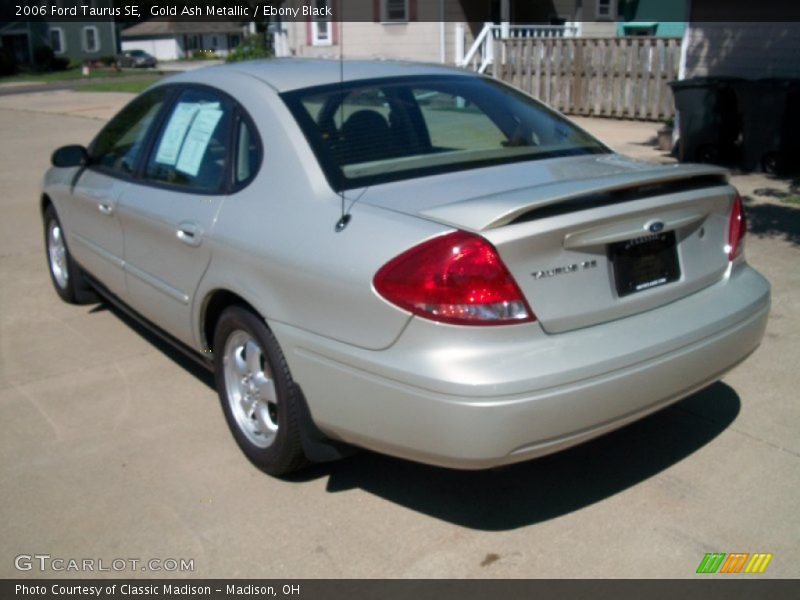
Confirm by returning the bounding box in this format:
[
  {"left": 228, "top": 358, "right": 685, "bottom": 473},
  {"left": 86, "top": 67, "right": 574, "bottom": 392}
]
[
  {"left": 41, "top": 193, "right": 53, "bottom": 215},
  {"left": 200, "top": 289, "right": 263, "bottom": 353},
  {"left": 199, "top": 287, "right": 354, "bottom": 465}
]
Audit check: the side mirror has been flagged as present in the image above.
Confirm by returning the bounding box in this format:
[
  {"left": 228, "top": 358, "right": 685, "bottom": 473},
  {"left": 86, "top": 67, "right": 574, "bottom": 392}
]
[{"left": 51, "top": 145, "right": 88, "bottom": 168}]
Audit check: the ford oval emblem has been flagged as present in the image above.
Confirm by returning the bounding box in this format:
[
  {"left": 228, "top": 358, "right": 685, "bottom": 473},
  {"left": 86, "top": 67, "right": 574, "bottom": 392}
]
[{"left": 647, "top": 221, "right": 665, "bottom": 233}]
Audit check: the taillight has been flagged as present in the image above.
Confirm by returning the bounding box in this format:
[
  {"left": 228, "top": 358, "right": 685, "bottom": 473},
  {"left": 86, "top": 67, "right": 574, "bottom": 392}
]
[
  {"left": 373, "top": 231, "right": 535, "bottom": 326},
  {"left": 727, "top": 193, "right": 746, "bottom": 261}
]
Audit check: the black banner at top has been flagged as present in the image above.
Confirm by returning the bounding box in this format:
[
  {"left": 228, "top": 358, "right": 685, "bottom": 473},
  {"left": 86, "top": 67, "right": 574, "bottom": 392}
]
[{"left": 2, "top": 0, "right": 800, "bottom": 24}]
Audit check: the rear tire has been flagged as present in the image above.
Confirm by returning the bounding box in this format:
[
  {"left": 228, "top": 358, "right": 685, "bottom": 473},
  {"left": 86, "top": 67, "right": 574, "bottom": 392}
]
[
  {"left": 43, "top": 204, "right": 94, "bottom": 304},
  {"left": 213, "top": 306, "right": 307, "bottom": 476}
]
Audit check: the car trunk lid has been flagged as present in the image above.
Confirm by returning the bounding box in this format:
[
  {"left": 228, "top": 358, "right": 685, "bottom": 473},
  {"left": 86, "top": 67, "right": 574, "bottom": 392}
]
[{"left": 361, "top": 155, "right": 736, "bottom": 333}]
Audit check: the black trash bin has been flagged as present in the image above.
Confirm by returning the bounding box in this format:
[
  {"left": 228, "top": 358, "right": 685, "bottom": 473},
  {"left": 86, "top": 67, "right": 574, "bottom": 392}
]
[
  {"left": 735, "top": 78, "right": 800, "bottom": 174},
  {"left": 669, "top": 77, "right": 741, "bottom": 164}
]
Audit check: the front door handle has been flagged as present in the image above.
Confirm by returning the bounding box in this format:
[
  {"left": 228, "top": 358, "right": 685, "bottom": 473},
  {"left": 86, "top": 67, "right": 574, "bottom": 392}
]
[
  {"left": 97, "top": 203, "right": 114, "bottom": 216},
  {"left": 176, "top": 222, "right": 204, "bottom": 247}
]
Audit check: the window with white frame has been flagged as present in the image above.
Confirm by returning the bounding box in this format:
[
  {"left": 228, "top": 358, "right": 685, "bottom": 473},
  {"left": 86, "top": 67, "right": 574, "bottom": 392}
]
[
  {"left": 596, "top": 0, "right": 616, "bottom": 20},
  {"left": 83, "top": 26, "right": 100, "bottom": 53},
  {"left": 49, "top": 28, "right": 65, "bottom": 54},
  {"left": 311, "top": 0, "right": 333, "bottom": 46},
  {"left": 382, "top": 0, "right": 409, "bottom": 22}
]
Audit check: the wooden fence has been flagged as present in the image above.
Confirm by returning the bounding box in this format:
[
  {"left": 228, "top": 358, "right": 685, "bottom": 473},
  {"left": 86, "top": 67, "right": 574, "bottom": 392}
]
[{"left": 493, "top": 37, "right": 682, "bottom": 121}]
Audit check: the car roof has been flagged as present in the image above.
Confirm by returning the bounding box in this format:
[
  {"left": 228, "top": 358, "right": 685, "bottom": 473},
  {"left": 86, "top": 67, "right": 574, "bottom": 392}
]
[{"left": 165, "top": 58, "right": 477, "bottom": 93}]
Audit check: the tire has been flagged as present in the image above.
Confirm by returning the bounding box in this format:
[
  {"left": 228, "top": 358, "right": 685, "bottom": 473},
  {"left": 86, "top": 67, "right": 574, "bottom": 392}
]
[
  {"left": 213, "top": 306, "right": 307, "bottom": 475},
  {"left": 43, "top": 204, "right": 94, "bottom": 304}
]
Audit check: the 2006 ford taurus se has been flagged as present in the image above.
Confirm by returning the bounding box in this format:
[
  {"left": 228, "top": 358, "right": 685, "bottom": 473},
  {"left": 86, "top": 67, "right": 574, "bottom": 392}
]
[{"left": 42, "top": 60, "right": 770, "bottom": 475}]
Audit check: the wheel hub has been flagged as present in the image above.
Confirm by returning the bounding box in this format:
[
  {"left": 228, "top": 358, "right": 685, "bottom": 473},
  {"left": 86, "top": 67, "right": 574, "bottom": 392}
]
[{"left": 222, "top": 330, "right": 279, "bottom": 449}]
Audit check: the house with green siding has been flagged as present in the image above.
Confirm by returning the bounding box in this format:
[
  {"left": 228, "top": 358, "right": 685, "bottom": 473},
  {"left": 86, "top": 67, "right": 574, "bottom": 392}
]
[
  {"left": 617, "top": 0, "right": 686, "bottom": 37},
  {"left": 1, "top": 1, "right": 119, "bottom": 66}
]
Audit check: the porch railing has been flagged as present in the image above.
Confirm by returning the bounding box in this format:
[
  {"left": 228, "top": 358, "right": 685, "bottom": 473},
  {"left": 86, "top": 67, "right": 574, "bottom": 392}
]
[{"left": 457, "top": 22, "right": 580, "bottom": 73}]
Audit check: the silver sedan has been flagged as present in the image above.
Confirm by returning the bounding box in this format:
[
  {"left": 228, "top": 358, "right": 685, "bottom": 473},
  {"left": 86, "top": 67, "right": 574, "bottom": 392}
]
[{"left": 42, "top": 59, "right": 770, "bottom": 475}]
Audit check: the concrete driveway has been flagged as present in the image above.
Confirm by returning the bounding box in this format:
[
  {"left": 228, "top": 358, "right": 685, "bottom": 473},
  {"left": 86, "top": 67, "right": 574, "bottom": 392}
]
[{"left": 0, "top": 90, "right": 798, "bottom": 579}]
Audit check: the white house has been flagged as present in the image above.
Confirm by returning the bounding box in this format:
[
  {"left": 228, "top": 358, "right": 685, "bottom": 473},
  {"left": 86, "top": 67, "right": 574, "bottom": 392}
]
[
  {"left": 273, "top": 0, "right": 617, "bottom": 70},
  {"left": 120, "top": 21, "right": 249, "bottom": 61}
]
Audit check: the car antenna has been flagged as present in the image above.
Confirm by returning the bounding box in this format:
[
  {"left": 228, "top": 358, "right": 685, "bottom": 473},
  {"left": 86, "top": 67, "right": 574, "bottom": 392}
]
[{"left": 335, "top": 16, "right": 351, "bottom": 233}]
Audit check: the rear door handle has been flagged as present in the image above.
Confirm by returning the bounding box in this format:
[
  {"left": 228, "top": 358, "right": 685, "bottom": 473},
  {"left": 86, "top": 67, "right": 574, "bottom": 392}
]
[
  {"left": 97, "top": 203, "right": 114, "bottom": 216},
  {"left": 176, "top": 222, "right": 204, "bottom": 247}
]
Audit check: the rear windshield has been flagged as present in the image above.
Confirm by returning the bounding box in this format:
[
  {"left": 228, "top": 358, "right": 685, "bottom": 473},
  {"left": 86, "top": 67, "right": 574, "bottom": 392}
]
[{"left": 282, "top": 75, "right": 608, "bottom": 191}]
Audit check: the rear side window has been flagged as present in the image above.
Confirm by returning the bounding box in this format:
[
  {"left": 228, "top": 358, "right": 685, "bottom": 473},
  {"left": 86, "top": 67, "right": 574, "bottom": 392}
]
[
  {"left": 144, "top": 88, "right": 233, "bottom": 192},
  {"left": 90, "top": 87, "right": 168, "bottom": 176},
  {"left": 234, "top": 118, "right": 259, "bottom": 185}
]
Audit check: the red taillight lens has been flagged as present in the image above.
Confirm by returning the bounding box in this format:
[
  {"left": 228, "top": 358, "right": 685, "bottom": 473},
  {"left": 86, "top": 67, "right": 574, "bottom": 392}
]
[
  {"left": 373, "top": 231, "right": 535, "bottom": 326},
  {"left": 727, "top": 194, "right": 746, "bottom": 261}
]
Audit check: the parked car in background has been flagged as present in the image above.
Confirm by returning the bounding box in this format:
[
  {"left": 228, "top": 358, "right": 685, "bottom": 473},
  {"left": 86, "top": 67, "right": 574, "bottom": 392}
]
[
  {"left": 41, "top": 60, "right": 770, "bottom": 476},
  {"left": 117, "top": 49, "right": 157, "bottom": 68}
]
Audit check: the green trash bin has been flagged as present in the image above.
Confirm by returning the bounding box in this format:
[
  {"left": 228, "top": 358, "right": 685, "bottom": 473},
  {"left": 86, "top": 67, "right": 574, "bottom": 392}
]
[{"left": 669, "top": 77, "right": 742, "bottom": 164}]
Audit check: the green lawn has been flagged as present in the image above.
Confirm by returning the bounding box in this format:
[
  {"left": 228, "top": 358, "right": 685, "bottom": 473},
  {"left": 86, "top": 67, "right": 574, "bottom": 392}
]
[
  {"left": 0, "top": 67, "right": 163, "bottom": 84},
  {"left": 76, "top": 76, "right": 163, "bottom": 94}
]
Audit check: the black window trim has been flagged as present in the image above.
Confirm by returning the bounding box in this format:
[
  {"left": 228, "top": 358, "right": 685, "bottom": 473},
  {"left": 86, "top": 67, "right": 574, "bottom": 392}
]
[
  {"left": 85, "top": 83, "right": 263, "bottom": 196},
  {"left": 86, "top": 84, "right": 178, "bottom": 184}
]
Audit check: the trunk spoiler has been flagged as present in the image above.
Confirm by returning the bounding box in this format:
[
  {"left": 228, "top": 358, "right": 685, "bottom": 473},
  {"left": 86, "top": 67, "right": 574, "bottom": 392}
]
[{"left": 417, "top": 163, "right": 730, "bottom": 232}]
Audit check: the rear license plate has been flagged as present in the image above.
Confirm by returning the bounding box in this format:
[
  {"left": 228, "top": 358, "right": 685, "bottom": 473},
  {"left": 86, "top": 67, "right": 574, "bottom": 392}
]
[{"left": 609, "top": 231, "right": 680, "bottom": 297}]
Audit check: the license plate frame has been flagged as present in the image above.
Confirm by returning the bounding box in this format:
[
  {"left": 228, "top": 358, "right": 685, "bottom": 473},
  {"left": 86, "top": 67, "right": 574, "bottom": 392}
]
[{"left": 609, "top": 231, "right": 680, "bottom": 297}]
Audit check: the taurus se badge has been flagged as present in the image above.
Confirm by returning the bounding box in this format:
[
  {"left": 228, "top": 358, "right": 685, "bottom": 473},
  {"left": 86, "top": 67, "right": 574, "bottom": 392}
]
[{"left": 533, "top": 259, "right": 598, "bottom": 280}]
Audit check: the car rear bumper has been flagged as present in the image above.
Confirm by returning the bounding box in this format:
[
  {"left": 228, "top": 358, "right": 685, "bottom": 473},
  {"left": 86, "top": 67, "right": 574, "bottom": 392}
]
[{"left": 274, "top": 264, "right": 770, "bottom": 469}]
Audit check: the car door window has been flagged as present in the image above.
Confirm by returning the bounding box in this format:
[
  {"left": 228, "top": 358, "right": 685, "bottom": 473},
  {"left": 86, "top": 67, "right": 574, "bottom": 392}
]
[
  {"left": 90, "top": 87, "right": 168, "bottom": 176},
  {"left": 145, "top": 88, "right": 233, "bottom": 192}
]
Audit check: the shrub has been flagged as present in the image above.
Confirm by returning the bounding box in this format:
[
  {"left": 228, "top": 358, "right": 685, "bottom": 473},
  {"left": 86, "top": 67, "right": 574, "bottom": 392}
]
[
  {"left": 50, "top": 56, "right": 70, "bottom": 71},
  {"left": 33, "top": 45, "right": 55, "bottom": 70},
  {"left": 99, "top": 55, "right": 117, "bottom": 66},
  {"left": 0, "top": 47, "right": 17, "bottom": 76},
  {"left": 226, "top": 34, "right": 272, "bottom": 63},
  {"left": 192, "top": 49, "right": 217, "bottom": 60}
]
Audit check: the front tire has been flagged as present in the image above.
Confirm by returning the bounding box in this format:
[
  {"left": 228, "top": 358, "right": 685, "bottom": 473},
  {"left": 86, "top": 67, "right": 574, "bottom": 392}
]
[
  {"left": 213, "top": 306, "right": 307, "bottom": 476},
  {"left": 43, "top": 204, "right": 92, "bottom": 304}
]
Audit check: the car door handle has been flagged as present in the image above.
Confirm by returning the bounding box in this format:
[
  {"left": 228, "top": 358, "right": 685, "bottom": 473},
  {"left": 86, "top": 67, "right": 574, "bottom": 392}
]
[
  {"left": 97, "top": 203, "right": 114, "bottom": 216},
  {"left": 176, "top": 222, "right": 204, "bottom": 247}
]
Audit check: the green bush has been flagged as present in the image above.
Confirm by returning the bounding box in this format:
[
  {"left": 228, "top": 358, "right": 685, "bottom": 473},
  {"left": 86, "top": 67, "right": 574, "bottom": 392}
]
[
  {"left": 29, "top": 45, "right": 69, "bottom": 72},
  {"left": 99, "top": 55, "right": 117, "bottom": 66},
  {"left": 226, "top": 34, "right": 272, "bottom": 63},
  {"left": 50, "top": 56, "right": 70, "bottom": 71},
  {"left": 33, "top": 45, "right": 55, "bottom": 70},
  {"left": 0, "top": 47, "right": 17, "bottom": 76},
  {"left": 191, "top": 49, "right": 217, "bottom": 60}
]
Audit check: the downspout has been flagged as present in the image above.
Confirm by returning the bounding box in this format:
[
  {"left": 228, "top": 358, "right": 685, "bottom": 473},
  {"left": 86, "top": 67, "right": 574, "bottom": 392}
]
[
  {"left": 26, "top": 22, "right": 34, "bottom": 66},
  {"left": 110, "top": 18, "right": 119, "bottom": 54},
  {"left": 674, "top": 0, "right": 694, "bottom": 150},
  {"left": 679, "top": 0, "right": 692, "bottom": 80},
  {"left": 439, "top": 0, "right": 445, "bottom": 63}
]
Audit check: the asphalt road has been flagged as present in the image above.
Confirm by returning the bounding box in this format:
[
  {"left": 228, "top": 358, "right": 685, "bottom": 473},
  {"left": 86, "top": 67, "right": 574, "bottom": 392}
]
[{"left": 0, "top": 91, "right": 798, "bottom": 579}]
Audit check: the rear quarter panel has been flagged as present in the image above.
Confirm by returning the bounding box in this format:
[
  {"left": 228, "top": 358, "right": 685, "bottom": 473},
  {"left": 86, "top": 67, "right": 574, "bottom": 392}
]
[{"left": 192, "top": 72, "right": 447, "bottom": 352}]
